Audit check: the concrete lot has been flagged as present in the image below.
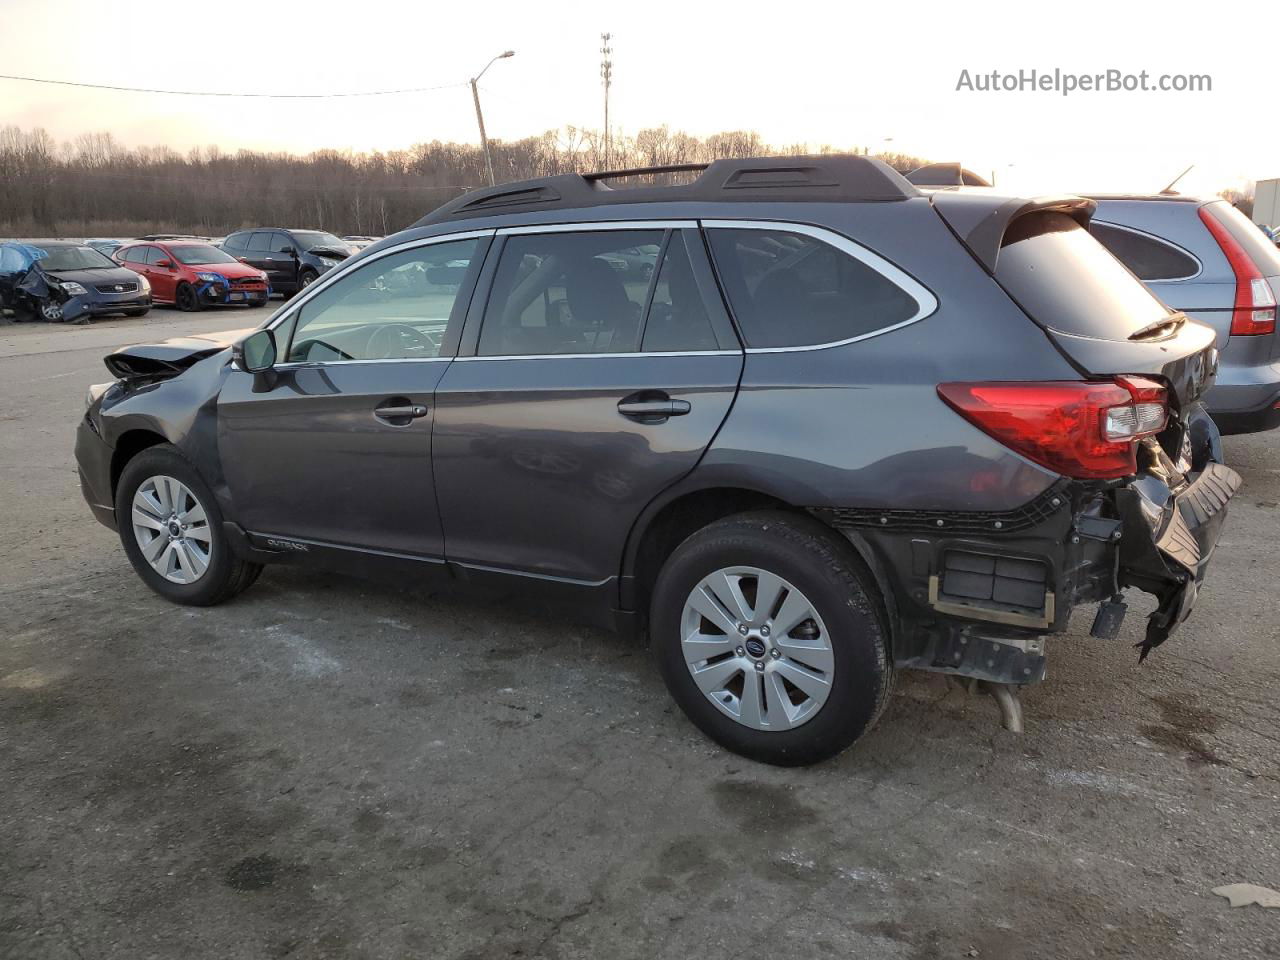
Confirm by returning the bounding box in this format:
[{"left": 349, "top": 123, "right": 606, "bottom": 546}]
[{"left": 2, "top": 306, "right": 1278, "bottom": 959}]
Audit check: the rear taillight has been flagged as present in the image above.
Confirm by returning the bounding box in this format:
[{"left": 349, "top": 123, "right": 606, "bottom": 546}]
[
  {"left": 1199, "top": 207, "right": 1277, "bottom": 335},
  {"left": 937, "top": 378, "right": 1169, "bottom": 479}
]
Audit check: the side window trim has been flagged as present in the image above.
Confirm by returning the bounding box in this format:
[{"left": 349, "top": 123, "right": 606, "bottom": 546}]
[
  {"left": 454, "top": 219, "right": 742, "bottom": 360},
  {"left": 1089, "top": 219, "right": 1203, "bottom": 283},
  {"left": 633, "top": 229, "right": 673, "bottom": 350},
  {"left": 699, "top": 219, "right": 939, "bottom": 353},
  {"left": 264, "top": 229, "right": 496, "bottom": 366}
]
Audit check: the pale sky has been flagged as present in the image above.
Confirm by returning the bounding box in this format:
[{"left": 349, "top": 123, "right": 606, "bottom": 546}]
[{"left": 0, "top": 0, "right": 1272, "bottom": 197}]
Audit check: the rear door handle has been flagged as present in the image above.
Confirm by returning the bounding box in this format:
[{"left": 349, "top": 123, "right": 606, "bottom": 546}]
[{"left": 617, "top": 397, "right": 691, "bottom": 421}]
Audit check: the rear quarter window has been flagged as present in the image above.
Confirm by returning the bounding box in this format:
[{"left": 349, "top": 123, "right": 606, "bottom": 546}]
[
  {"left": 705, "top": 226, "right": 929, "bottom": 349},
  {"left": 1087, "top": 222, "right": 1200, "bottom": 281},
  {"left": 996, "top": 212, "right": 1172, "bottom": 341}
]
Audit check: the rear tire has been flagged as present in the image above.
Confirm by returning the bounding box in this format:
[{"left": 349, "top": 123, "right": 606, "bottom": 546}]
[
  {"left": 115, "top": 444, "right": 262, "bottom": 606},
  {"left": 651, "top": 511, "right": 892, "bottom": 766}
]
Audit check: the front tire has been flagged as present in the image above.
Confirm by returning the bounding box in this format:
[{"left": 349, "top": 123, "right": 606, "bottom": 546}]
[
  {"left": 299, "top": 269, "right": 319, "bottom": 290},
  {"left": 651, "top": 511, "right": 891, "bottom": 766},
  {"left": 115, "top": 444, "right": 261, "bottom": 606},
  {"left": 175, "top": 283, "right": 201, "bottom": 312}
]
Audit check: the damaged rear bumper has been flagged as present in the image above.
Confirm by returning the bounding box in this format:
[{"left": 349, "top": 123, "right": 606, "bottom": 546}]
[
  {"left": 815, "top": 417, "right": 1240, "bottom": 686},
  {"left": 1115, "top": 461, "right": 1241, "bottom": 658}
]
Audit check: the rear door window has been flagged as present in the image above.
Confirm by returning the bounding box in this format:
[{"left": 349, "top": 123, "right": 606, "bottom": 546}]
[
  {"left": 705, "top": 226, "right": 926, "bottom": 348},
  {"left": 996, "top": 212, "right": 1172, "bottom": 340},
  {"left": 1088, "top": 222, "right": 1200, "bottom": 281}
]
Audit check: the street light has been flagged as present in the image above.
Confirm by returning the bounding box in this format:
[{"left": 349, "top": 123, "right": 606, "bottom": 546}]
[{"left": 471, "top": 50, "right": 515, "bottom": 187}]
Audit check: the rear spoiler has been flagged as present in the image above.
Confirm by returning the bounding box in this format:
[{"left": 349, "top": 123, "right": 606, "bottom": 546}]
[{"left": 929, "top": 192, "right": 1096, "bottom": 273}]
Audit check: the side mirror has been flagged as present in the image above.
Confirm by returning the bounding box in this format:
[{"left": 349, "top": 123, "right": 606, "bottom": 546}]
[
  {"left": 235, "top": 329, "right": 277, "bottom": 373},
  {"left": 155, "top": 259, "right": 173, "bottom": 268},
  {"left": 280, "top": 246, "right": 297, "bottom": 256}
]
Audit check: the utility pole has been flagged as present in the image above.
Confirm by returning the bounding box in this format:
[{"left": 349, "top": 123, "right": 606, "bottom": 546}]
[
  {"left": 600, "top": 33, "right": 613, "bottom": 169},
  {"left": 470, "top": 50, "right": 515, "bottom": 186}
]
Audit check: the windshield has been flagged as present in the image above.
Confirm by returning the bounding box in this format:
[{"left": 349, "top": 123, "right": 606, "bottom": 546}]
[
  {"left": 292, "top": 231, "right": 347, "bottom": 252},
  {"left": 40, "top": 245, "right": 118, "bottom": 271},
  {"left": 169, "top": 244, "right": 237, "bottom": 265},
  {"left": 996, "top": 212, "right": 1171, "bottom": 340}
]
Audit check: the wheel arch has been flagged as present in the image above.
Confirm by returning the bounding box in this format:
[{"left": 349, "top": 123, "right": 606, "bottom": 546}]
[
  {"left": 109, "top": 428, "right": 170, "bottom": 500},
  {"left": 619, "top": 480, "right": 900, "bottom": 654}
]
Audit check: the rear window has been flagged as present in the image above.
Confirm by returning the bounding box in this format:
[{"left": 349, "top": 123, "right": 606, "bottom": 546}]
[
  {"left": 1088, "top": 222, "right": 1200, "bottom": 281},
  {"left": 1201, "top": 201, "right": 1280, "bottom": 278},
  {"left": 996, "top": 212, "right": 1171, "bottom": 341}
]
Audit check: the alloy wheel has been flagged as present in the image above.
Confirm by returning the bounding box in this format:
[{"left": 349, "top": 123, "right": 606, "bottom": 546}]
[
  {"left": 131, "top": 475, "right": 213, "bottom": 584},
  {"left": 680, "top": 566, "right": 834, "bottom": 731},
  {"left": 40, "top": 300, "right": 63, "bottom": 321}
]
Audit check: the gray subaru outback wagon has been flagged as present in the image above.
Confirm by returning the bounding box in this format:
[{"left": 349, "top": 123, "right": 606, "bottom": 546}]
[{"left": 76, "top": 157, "right": 1239, "bottom": 765}]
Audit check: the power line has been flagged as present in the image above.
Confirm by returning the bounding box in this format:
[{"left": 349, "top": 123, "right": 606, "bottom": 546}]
[{"left": 0, "top": 73, "right": 468, "bottom": 99}]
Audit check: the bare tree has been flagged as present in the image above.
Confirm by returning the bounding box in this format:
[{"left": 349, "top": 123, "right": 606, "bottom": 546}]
[{"left": 0, "top": 125, "right": 931, "bottom": 238}]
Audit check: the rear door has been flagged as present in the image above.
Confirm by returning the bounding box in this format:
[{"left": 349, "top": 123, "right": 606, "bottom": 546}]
[{"left": 432, "top": 223, "right": 743, "bottom": 584}]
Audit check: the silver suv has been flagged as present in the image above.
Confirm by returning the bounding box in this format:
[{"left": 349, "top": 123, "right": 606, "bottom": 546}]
[{"left": 1086, "top": 195, "right": 1280, "bottom": 434}]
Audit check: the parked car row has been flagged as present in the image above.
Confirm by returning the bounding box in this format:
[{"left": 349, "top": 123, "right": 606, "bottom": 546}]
[
  {"left": 77, "top": 156, "right": 1248, "bottom": 765},
  {"left": 1, "top": 228, "right": 364, "bottom": 323}
]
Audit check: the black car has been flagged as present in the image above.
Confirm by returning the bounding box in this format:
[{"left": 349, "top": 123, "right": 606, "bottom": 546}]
[
  {"left": 76, "top": 157, "right": 1237, "bottom": 765},
  {"left": 1, "top": 241, "right": 151, "bottom": 323},
  {"left": 220, "top": 228, "right": 353, "bottom": 296}
]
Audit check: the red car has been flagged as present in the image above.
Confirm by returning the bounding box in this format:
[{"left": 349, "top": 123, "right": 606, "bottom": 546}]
[{"left": 113, "top": 240, "right": 270, "bottom": 311}]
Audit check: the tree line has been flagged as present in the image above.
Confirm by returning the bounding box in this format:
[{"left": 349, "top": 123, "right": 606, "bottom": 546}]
[{"left": 0, "top": 125, "right": 930, "bottom": 239}]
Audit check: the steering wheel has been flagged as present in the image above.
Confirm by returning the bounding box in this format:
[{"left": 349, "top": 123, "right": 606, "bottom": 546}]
[{"left": 364, "top": 323, "right": 437, "bottom": 360}]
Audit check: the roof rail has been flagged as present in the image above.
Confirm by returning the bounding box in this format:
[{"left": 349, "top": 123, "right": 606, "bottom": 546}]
[{"left": 413, "top": 155, "right": 920, "bottom": 226}]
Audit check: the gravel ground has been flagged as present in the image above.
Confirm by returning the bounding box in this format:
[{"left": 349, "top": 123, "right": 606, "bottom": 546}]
[{"left": 2, "top": 307, "right": 1278, "bottom": 959}]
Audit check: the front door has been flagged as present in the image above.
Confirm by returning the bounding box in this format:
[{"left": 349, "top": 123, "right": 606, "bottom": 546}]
[
  {"left": 217, "top": 233, "right": 491, "bottom": 559},
  {"left": 433, "top": 225, "right": 743, "bottom": 584},
  {"left": 146, "top": 245, "right": 179, "bottom": 303}
]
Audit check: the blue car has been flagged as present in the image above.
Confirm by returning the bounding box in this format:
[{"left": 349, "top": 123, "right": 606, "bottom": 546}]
[{"left": 0, "top": 240, "right": 151, "bottom": 324}]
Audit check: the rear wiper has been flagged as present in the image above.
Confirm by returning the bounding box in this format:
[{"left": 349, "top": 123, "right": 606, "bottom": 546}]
[{"left": 1128, "top": 313, "right": 1186, "bottom": 342}]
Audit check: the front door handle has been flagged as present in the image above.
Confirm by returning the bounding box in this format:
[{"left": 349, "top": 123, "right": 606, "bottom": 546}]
[
  {"left": 617, "top": 394, "right": 691, "bottom": 422},
  {"left": 374, "top": 399, "right": 429, "bottom": 425}
]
